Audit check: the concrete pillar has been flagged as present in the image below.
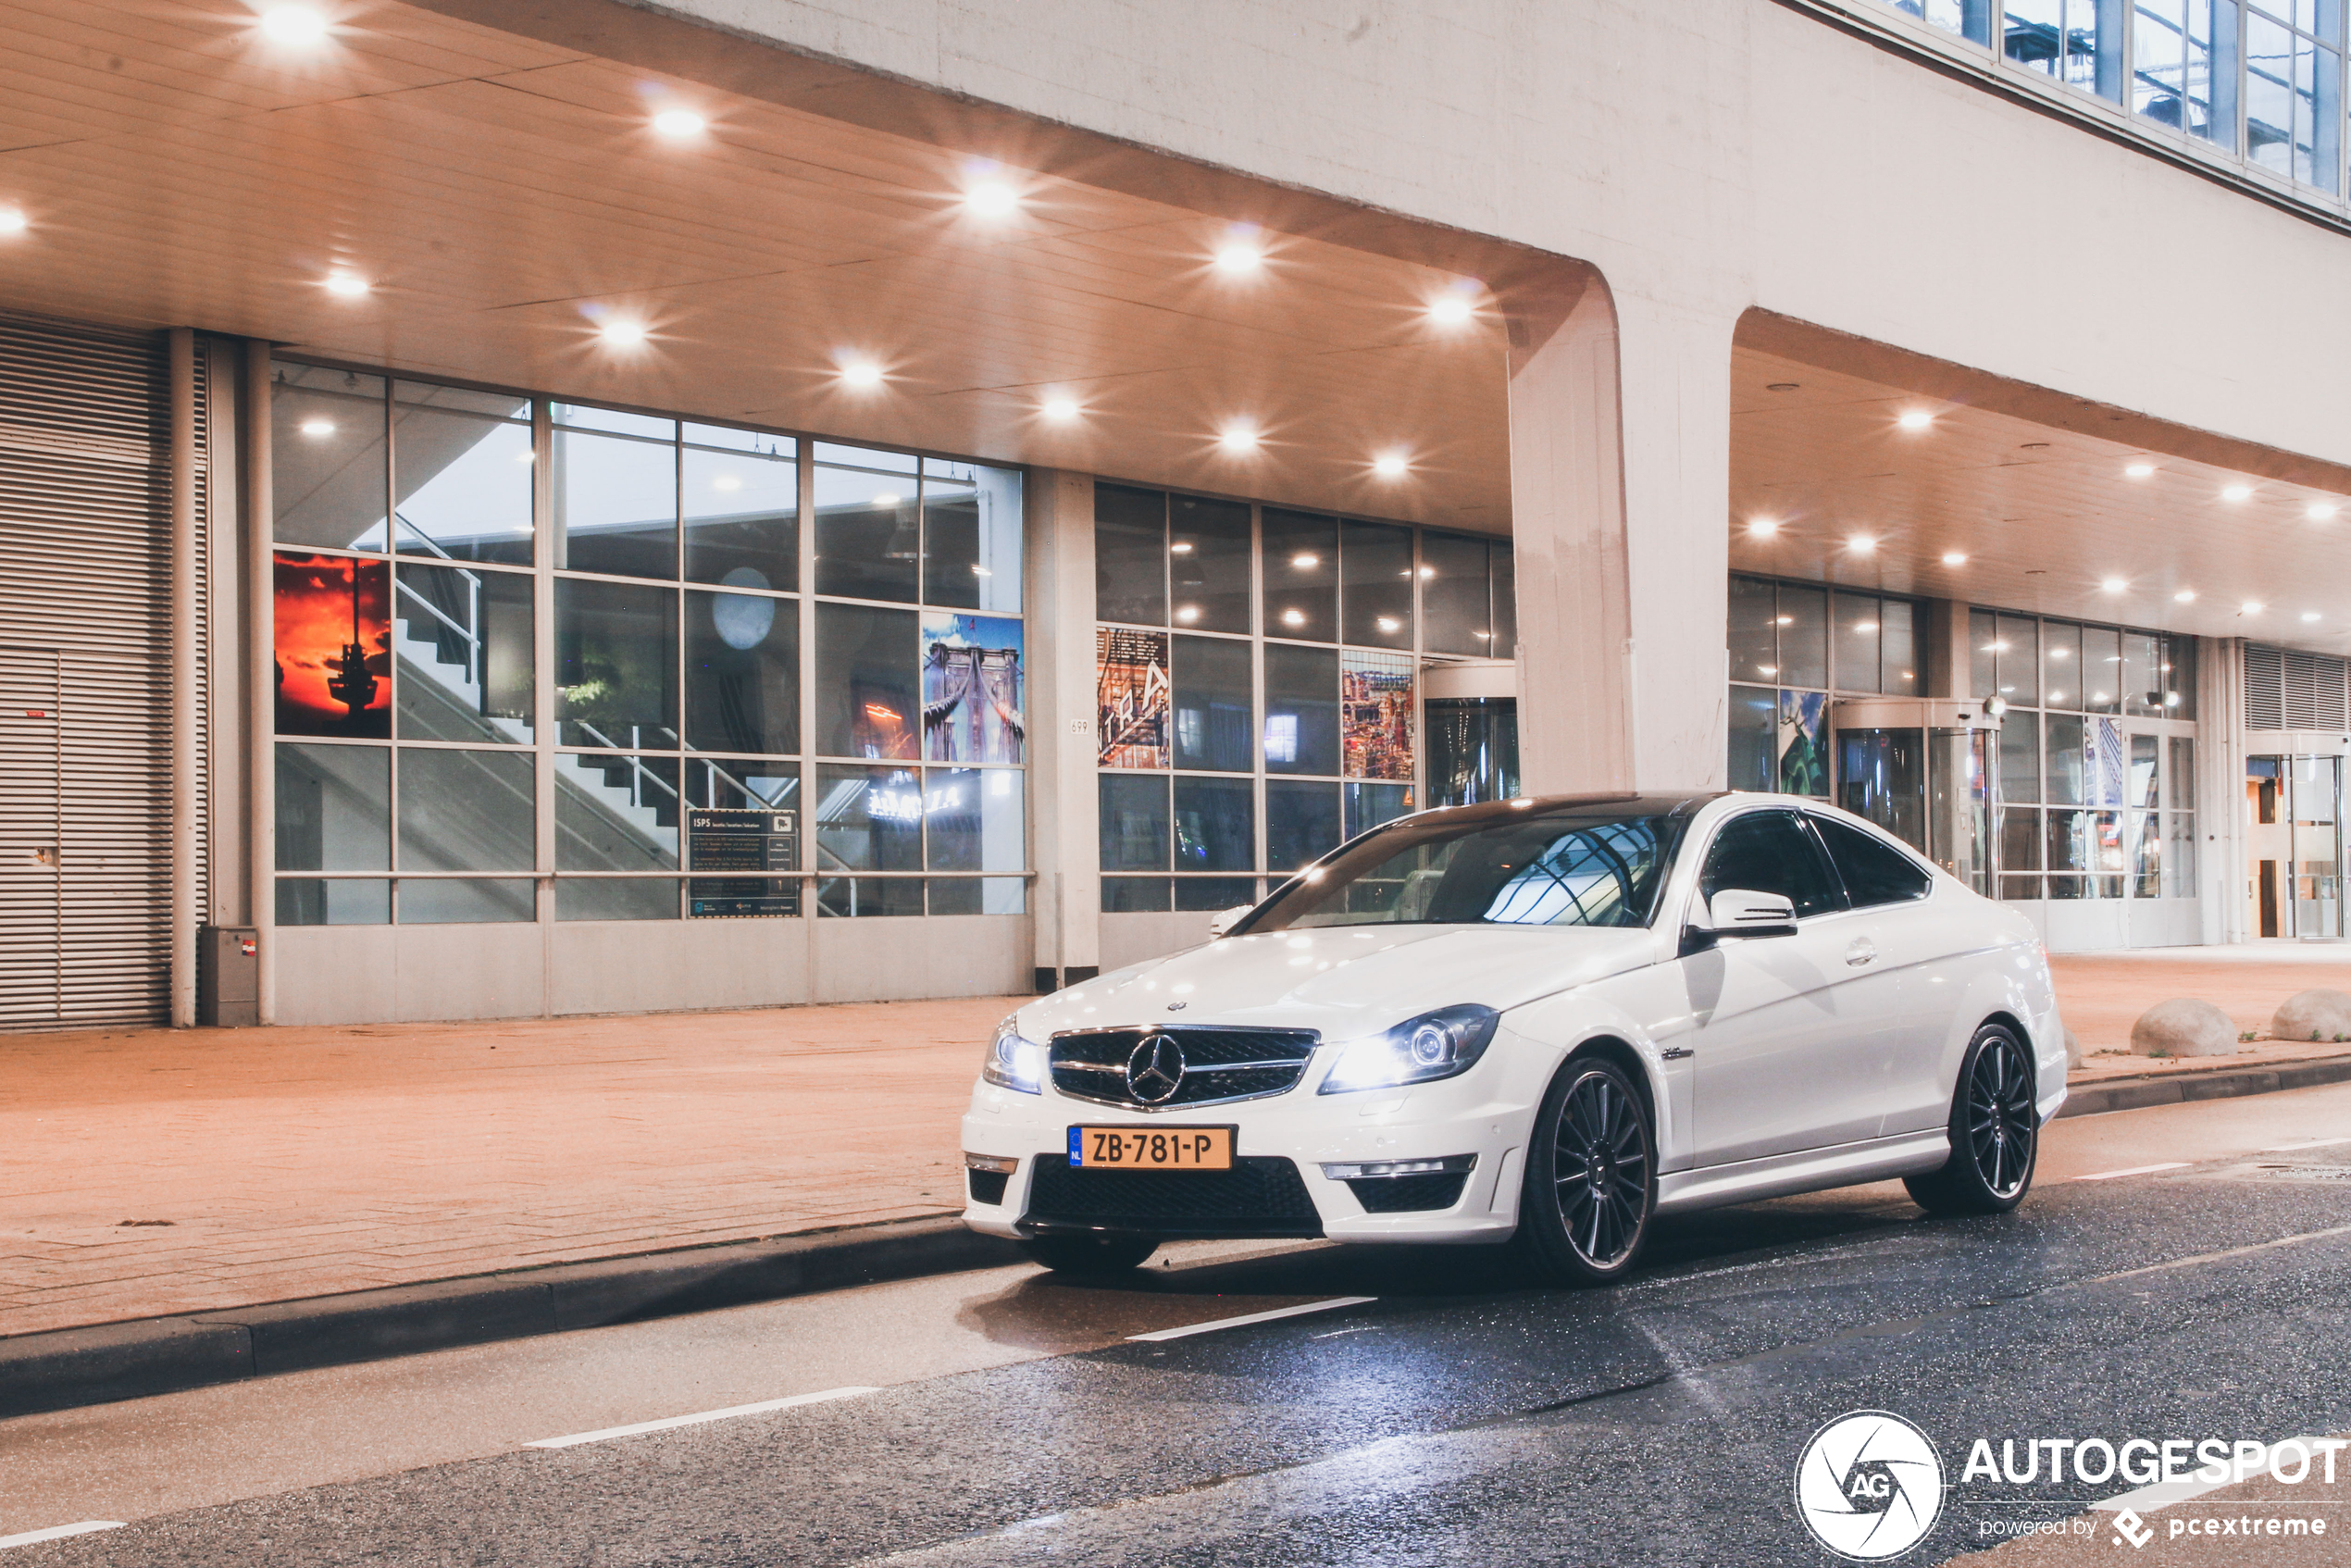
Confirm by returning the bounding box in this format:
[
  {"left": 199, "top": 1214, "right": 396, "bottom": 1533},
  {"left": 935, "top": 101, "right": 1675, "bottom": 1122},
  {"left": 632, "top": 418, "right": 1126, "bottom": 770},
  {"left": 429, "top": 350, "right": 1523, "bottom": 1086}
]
[
  {"left": 1507, "top": 279, "right": 1735, "bottom": 793},
  {"left": 2197, "top": 636, "right": 2246, "bottom": 945},
  {"left": 1025, "top": 468, "right": 1100, "bottom": 990},
  {"left": 1922, "top": 600, "right": 1972, "bottom": 700}
]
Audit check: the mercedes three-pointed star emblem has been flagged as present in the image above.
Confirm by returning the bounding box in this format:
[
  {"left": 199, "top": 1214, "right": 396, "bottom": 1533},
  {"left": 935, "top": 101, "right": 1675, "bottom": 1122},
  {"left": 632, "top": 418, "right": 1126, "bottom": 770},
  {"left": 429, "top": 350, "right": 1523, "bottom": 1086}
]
[{"left": 1125, "top": 1032, "right": 1186, "bottom": 1105}]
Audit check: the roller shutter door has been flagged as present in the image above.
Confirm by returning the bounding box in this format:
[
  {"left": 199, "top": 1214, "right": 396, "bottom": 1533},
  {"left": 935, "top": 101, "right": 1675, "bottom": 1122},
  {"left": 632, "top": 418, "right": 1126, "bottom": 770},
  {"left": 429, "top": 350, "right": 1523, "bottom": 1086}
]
[{"left": 0, "top": 312, "right": 203, "bottom": 1031}]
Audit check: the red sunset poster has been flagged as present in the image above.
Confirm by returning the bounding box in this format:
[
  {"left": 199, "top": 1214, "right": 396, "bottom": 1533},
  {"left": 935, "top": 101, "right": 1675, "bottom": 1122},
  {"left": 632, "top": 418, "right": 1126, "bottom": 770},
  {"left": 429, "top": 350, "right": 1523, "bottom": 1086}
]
[{"left": 274, "top": 551, "right": 391, "bottom": 738}]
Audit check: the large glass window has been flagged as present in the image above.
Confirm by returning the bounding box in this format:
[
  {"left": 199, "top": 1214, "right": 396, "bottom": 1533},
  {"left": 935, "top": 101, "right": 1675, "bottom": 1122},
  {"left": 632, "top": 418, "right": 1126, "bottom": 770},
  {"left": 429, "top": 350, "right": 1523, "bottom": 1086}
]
[
  {"left": 273, "top": 365, "right": 388, "bottom": 553},
  {"left": 395, "top": 563, "right": 532, "bottom": 744},
  {"left": 686, "top": 587, "right": 797, "bottom": 756},
  {"left": 817, "top": 603, "right": 918, "bottom": 760},
  {"left": 273, "top": 361, "right": 1025, "bottom": 926},
  {"left": 554, "top": 404, "right": 678, "bottom": 580},
  {"left": 394, "top": 381, "right": 533, "bottom": 566},
  {"left": 556, "top": 578, "right": 677, "bottom": 750},
  {"left": 1263, "top": 509, "right": 1337, "bottom": 641},
  {"left": 1172, "top": 633, "right": 1254, "bottom": 773},
  {"left": 814, "top": 444, "right": 919, "bottom": 604},
  {"left": 1096, "top": 489, "right": 1466, "bottom": 910},
  {"left": 684, "top": 424, "right": 796, "bottom": 591},
  {"left": 1170, "top": 495, "right": 1250, "bottom": 634}
]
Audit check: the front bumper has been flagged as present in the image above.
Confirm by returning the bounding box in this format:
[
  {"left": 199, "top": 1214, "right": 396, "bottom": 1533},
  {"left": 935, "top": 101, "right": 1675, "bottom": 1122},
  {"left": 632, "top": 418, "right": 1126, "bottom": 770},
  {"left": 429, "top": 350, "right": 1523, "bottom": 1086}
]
[{"left": 957, "top": 1064, "right": 1536, "bottom": 1246}]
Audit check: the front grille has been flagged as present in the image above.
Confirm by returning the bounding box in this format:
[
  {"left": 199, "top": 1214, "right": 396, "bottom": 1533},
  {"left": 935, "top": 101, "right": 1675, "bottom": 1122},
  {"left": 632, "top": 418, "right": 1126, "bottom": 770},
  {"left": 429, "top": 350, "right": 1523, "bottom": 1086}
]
[
  {"left": 1348, "top": 1172, "right": 1472, "bottom": 1213},
  {"left": 1023, "top": 1155, "right": 1323, "bottom": 1238},
  {"left": 1049, "top": 1027, "right": 1319, "bottom": 1109}
]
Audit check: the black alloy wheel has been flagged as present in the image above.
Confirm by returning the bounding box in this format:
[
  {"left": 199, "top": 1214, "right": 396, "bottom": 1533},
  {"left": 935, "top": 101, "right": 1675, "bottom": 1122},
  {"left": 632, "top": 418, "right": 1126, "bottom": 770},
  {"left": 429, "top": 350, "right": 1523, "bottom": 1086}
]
[
  {"left": 1515, "top": 1056, "right": 1657, "bottom": 1286},
  {"left": 1906, "top": 1023, "right": 2039, "bottom": 1216},
  {"left": 1018, "top": 1233, "right": 1160, "bottom": 1276}
]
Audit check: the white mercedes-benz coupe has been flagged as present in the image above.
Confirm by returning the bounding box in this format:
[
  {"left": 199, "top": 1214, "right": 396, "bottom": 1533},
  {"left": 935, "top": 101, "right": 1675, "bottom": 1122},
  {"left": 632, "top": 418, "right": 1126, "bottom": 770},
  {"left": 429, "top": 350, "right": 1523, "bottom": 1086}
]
[{"left": 961, "top": 792, "right": 2066, "bottom": 1285}]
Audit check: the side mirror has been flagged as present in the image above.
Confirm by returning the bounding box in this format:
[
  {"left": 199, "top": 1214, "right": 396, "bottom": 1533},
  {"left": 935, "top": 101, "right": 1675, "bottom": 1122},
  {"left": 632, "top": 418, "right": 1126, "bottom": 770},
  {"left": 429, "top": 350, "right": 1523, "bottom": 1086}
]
[
  {"left": 1206, "top": 904, "right": 1253, "bottom": 939},
  {"left": 1698, "top": 889, "right": 1798, "bottom": 939}
]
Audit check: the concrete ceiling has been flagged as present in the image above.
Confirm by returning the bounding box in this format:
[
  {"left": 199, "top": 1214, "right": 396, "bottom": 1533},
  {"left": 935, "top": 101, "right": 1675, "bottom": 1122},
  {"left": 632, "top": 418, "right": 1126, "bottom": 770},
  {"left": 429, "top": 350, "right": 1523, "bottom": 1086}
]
[
  {"left": 0, "top": 0, "right": 1533, "bottom": 531},
  {"left": 1729, "top": 326, "right": 2351, "bottom": 655}
]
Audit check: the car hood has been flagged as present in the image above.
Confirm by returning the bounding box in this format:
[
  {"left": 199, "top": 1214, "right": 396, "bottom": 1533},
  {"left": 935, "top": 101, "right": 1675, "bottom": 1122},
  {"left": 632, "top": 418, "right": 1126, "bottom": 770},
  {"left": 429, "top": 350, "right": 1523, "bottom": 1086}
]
[{"left": 1017, "top": 924, "right": 1661, "bottom": 1044}]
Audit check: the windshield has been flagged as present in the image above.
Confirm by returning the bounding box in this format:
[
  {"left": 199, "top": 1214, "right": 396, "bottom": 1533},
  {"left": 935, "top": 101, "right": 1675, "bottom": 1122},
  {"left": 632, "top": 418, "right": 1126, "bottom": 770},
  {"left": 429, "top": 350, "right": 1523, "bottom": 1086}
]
[{"left": 1238, "top": 804, "right": 1686, "bottom": 933}]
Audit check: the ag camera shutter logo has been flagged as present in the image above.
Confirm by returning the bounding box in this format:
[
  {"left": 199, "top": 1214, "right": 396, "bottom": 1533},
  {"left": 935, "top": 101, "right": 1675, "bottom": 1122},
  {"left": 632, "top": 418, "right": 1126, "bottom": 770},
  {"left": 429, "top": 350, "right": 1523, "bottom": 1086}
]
[{"left": 1795, "top": 1411, "right": 1945, "bottom": 1560}]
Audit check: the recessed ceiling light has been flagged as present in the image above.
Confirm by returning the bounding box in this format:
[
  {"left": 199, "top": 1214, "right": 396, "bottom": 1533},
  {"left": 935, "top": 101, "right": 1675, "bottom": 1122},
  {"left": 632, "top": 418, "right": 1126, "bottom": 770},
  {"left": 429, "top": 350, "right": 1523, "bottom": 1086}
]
[
  {"left": 652, "top": 109, "right": 706, "bottom": 138},
  {"left": 1372, "top": 453, "right": 1409, "bottom": 479},
  {"left": 1175, "top": 604, "right": 1200, "bottom": 624},
  {"left": 712, "top": 474, "right": 741, "bottom": 492},
  {"left": 1758, "top": 665, "right": 1778, "bottom": 677},
  {"left": 2309, "top": 502, "right": 2340, "bottom": 520},
  {"left": 1213, "top": 241, "right": 1263, "bottom": 275},
  {"left": 840, "top": 360, "right": 882, "bottom": 388},
  {"left": 1375, "top": 616, "right": 1401, "bottom": 632},
  {"left": 1218, "top": 424, "right": 1260, "bottom": 454},
  {"left": 298, "top": 417, "right": 335, "bottom": 439},
  {"left": 2242, "top": 601, "right": 2264, "bottom": 615},
  {"left": 964, "top": 180, "right": 1017, "bottom": 218},
  {"left": 2174, "top": 590, "right": 2196, "bottom": 603},
  {"left": 2222, "top": 483, "right": 2253, "bottom": 502},
  {"left": 2125, "top": 462, "right": 2155, "bottom": 479},
  {"left": 1847, "top": 535, "right": 1876, "bottom": 554},
  {"left": 1289, "top": 554, "right": 1318, "bottom": 569},
  {"left": 0, "top": 207, "right": 26, "bottom": 235},
  {"left": 1897, "top": 410, "right": 1933, "bottom": 430},
  {"left": 258, "top": 6, "right": 328, "bottom": 44},
  {"left": 1941, "top": 551, "right": 1967, "bottom": 566},
  {"left": 1747, "top": 517, "right": 1779, "bottom": 538},
  {"left": 1852, "top": 620, "right": 1878, "bottom": 633},
  {"left": 1774, "top": 616, "right": 1793, "bottom": 627},
  {"left": 1427, "top": 292, "right": 1473, "bottom": 325},
  {"left": 1170, "top": 541, "right": 1195, "bottom": 554},
  {"left": 871, "top": 492, "right": 901, "bottom": 508},
  {"left": 2304, "top": 612, "right": 2322, "bottom": 623},
  {"left": 1041, "top": 396, "right": 1079, "bottom": 421},
  {"left": 1766, "top": 381, "right": 1800, "bottom": 392},
  {"left": 324, "top": 272, "right": 370, "bottom": 298},
  {"left": 1280, "top": 608, "right": 1306, "bottom": 627},
  {"left": 598, "top": 319, "right": 647, "bottom": 347},
  {"left": 2100, "top": 577, "right": 2126, "bottom": 593}
]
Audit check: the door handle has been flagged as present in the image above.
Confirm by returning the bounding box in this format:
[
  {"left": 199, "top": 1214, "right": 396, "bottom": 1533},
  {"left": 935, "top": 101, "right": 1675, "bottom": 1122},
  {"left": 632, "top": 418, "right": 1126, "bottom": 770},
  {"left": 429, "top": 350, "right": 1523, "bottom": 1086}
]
[{"left": 1845, "top": 938, "right": 1877, "bottom": 967}]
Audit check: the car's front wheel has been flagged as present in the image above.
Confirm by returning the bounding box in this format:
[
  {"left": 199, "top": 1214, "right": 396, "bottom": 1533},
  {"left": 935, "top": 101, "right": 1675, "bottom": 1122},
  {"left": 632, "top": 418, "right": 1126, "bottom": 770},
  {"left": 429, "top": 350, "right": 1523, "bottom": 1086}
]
[
  {"left": 1513, "top": 1055, "right": 1657, "bottom": 1286},
  {"left": 1018, "top": 1233, "right": 1160, "bottom": 1276},
  {"left": 1905, "top": 1022, "right": 2039, "bottom": 1216}
]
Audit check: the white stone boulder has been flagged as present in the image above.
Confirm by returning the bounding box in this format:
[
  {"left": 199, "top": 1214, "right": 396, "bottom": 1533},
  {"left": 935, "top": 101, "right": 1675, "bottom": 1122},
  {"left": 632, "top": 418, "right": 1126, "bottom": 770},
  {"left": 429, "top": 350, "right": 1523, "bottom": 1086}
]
[
  {"left": 2129, "top": 999, "right": 2238, "bottom": 1058},
  {"left": 2270, "top": 988, "right": 2351, "bottom": 1045}
]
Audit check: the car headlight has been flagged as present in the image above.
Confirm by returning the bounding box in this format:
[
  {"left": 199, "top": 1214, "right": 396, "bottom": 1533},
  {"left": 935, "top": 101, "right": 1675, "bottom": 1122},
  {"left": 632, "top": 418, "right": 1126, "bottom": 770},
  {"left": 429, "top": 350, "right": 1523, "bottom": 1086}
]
[
  {"left": 1317, "top": 1004, "right": 1500, "bottom": 1094},
  {"left": 982, "top": 1017, "right": 1046, "bottom": 1094}
]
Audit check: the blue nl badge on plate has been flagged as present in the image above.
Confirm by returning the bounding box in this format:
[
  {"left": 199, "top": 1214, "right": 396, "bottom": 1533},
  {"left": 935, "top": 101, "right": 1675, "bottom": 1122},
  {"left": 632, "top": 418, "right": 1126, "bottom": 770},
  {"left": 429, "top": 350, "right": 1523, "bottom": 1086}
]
[{"left": 1067, "top": 1126, "right": 1085, "bottom": 1164}]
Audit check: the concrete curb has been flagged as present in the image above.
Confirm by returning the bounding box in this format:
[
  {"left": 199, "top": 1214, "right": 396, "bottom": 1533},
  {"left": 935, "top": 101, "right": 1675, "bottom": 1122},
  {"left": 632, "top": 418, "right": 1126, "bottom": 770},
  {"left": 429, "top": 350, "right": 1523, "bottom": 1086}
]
[
  {"left": 0, "top": 1215, "right": 1021, "bottom": 1421},
  {"left": 2055, "top": 1052, "right": 2351, "bottom": 1119}
]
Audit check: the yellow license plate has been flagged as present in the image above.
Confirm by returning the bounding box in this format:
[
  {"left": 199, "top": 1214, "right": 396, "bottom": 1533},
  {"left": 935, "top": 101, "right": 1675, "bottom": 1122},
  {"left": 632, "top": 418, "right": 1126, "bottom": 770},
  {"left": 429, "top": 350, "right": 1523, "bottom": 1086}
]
[{"left": 1069, "top": 1125, "right": 1234, "bottom": 1170}]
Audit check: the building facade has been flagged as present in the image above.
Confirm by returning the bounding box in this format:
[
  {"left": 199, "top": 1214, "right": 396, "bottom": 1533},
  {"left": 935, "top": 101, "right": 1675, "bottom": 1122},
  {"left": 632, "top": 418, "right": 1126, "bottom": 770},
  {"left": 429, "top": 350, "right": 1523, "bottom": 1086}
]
[{"left": 4, "top": 0, "right": 2350, "bottom": 1030}]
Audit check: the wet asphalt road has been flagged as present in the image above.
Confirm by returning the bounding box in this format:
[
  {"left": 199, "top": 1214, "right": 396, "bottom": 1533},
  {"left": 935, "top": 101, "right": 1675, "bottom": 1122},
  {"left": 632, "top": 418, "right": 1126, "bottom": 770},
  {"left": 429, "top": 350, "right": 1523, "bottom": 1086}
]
[{"left": 9, "top": 1086, "right": 2351, "bottom": 1567}]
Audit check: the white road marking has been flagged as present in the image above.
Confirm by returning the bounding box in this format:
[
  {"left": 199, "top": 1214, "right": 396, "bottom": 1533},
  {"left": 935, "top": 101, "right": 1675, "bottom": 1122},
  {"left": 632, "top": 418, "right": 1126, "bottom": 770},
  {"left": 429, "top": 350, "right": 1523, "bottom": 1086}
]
[
  {"left": 523, "top": 1386, "right": 877, "bottom": 1449},
  {"left": 2091, "top": 1435, "right": 2345, "bottom": 1513},
  {"left": 2073, "top": 1162, "right": 2191, "bottom": 1181},
  {"left": 2262, "top": 1136, "right": 2351, "bottom": 1153},
  {"left": 1128, "top": 1297, "right": 1376, "bottom": 1342},
  {"left": 0, "top": 1523, "right": 126, "bottom": 1551}
]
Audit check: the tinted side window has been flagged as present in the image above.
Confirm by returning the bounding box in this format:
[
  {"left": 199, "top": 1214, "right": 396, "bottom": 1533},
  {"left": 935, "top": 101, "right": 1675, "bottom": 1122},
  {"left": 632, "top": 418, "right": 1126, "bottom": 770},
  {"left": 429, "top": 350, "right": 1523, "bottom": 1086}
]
[
  {"left": 1813, "top": 815, "right": 1933, "bottom": 907},
  {"left": 1698, "top": 812, "right": 1844, "bottom": 918}
]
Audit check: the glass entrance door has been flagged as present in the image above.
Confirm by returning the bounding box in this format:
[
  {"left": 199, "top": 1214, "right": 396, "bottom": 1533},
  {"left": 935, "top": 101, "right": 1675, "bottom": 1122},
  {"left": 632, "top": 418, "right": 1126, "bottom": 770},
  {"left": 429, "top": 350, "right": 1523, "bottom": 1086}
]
[
  {"left": 1837, "top": 725, "right": 1994, "bottom": 893},
  {"left": 2247, "top": 755, "right": 2345, "bottom": 939},
  {"left": 1424, "top": 697, "right": 1518, "bottom": 809}
]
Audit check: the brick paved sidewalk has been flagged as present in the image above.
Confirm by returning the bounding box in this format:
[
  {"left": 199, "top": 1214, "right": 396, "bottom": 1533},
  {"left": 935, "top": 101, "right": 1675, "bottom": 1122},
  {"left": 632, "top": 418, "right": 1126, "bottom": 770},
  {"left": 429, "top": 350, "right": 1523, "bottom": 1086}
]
[
  {"left": 6, "top": 948, "right": 2349, "bottom": 1342},
  {"left": 0, "top": 998, "right": 1011, "bottom": 1338}
]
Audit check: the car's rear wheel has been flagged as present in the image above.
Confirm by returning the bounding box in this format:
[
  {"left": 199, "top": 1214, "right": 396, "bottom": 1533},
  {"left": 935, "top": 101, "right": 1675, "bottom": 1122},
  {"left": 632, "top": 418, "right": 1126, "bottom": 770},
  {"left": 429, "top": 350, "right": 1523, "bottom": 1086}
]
[
  {"left": 1019, "top": 1233, "right": 1160, "bottom": 1276},
  {"left": 1513, "top": 1055, "right": 1656, "bottom": 1286},
  {"left": 1905, "top": 1022, "right": 2038, "bottom": 1216}
]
